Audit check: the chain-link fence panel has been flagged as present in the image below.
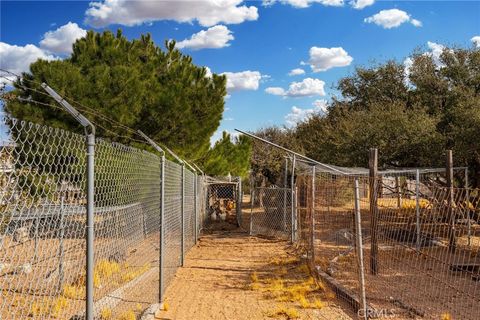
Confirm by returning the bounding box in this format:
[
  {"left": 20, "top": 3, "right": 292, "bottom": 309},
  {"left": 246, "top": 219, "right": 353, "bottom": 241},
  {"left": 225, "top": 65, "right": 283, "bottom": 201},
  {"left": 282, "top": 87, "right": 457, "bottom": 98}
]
[
  {"left": 163, "top": 160, "right": 182, "bottom": 295},
  {"left": 205, "top": 181, "right": 239, "bottom": 226},
  {"left": 250, "top": 187, "right": 292, "bottom": 239},
  {"left": 1, "top": 119, "right": 89, "bottom": 319},
  {"left": 90, "top": 138, "right": 161, "bottom": 319},
  {"left": 184, "top": 169, "right": 196, "bottom": 252}
]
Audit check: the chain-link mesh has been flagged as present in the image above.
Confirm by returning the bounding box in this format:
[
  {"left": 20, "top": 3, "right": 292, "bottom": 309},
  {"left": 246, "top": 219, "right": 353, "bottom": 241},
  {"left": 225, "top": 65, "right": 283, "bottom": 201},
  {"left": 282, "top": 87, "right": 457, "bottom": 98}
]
[
  {"left": 204, "top": 179, "right": 239, "bottom": 226},
  {"left": 163, "top": 159, "right": 182, "bottom": 295},
  {"left": 1, "top": 117, "right": 206, "bottom": 319},
  {"left": 301, "top": 168, "right": 480, "bottom": 319},
  {"left": 1, "top": 119, "right": 88, "bottom": 319},
  {"left": 250, "top": 187, "right": 292, "bottom": 239}
]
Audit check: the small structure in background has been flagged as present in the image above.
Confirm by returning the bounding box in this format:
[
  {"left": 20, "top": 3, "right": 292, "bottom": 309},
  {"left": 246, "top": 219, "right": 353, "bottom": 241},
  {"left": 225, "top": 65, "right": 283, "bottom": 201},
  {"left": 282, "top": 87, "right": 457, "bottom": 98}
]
[{"left": 205, "top": 176, "right": 242, "bottom": 226}]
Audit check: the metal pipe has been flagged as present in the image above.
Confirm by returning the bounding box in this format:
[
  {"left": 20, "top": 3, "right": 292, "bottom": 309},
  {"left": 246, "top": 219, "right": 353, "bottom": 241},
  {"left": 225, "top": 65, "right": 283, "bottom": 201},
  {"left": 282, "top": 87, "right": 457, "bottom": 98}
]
[
  {"left": 311, "top": 165, "right": 316, "bottom": 264},
  {"left": 465, "top": 167, "right": 471, "bottom": 247},
  {"left": 86, "top": 133, "right": 95, "bottom": 320},
  {"left": 283, "top": 157, "right": 288, "bottom": 232},
  {"left": 159, "top": 155, "right": 165, "bottom": 302},
  {"left": 58, "top": 196, "right": 65, "bottom": 293},
  {"left": 354, "top": 178, "right": 368, "bottom": 320},
  {"left": 290, "top": 155, "right": 296, "bottom": 243},
  {"left": 42, "top": 83, "right": 95, "bottom": 320},
  {"left": 181, "top": 164, "right": 185, "bottom": 266},
  {"left": 194, "top": 173, "right": 198, "bottom": 244},
  {"left": 234, "top": 129, "right": 346, "bottom": 175}
]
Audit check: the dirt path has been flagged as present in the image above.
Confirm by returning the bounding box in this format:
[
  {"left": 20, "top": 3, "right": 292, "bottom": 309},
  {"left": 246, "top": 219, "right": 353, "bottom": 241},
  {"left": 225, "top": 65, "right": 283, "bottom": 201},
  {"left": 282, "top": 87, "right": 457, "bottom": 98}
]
[{"left": 153, "top": 228, "right": 354, "bottom": 320}]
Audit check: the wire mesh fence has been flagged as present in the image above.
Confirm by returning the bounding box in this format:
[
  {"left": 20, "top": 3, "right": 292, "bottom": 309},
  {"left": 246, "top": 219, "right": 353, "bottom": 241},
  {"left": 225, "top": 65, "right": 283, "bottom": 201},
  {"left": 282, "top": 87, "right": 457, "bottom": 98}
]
[
  {"left": 0, "top": 117, "right": 207, "bottom": 319},
  {"left": 250, "top": 187, "right": 293, "bottom": 239}
]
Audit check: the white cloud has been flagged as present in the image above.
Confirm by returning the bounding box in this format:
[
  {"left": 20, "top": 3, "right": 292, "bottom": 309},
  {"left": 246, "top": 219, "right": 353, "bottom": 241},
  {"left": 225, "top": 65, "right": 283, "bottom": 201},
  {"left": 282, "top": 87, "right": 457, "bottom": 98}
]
[
  {"left": 350, "top": 0, "right": 374, "bottom": 10},
  {"left": 0, "top": 42, "right": 56, "bottom": 79},
  {"left": 471, "top": 36, "right": 480, "bottom": 48},
  {"left": 264, "top": 0, "right": 344, "bottom": 9},
  {"left": 221, "top": 70, "right": 263, "bottom": 91},
  {"left": 307, "top": 47, "right": 353, "bottom": 72},
  {"left": 426, "top": 41, "right": 445, "bottom": 65},
  {"left": 285, "top": 99, "right": 328, "bottom": 127},
  {"left": 364, "top": 9, "right": 421, "bottom": 29},
  {"left": 288, "top": 68, "right": 305, "bottom": 76},
  {"left": 410, "top": 18, "right": 422, "bottom": 27},
  {"left": 85, "top": 0, "right": 259, "bottom": 27},
  {"left": 176, "top": 25, "right": 234, "bottom": 50},
  {"left": 266, "top": 78, "right": 326, "bottom": 97},
  {"left": 265, "top": 87, "right": 286, "bottom": 95},
  {"left": 39, "top": 22, "right": 87, "bottom": 54},
  {"left": 205, "top": 66, "right": 213, "bottom": 78}
]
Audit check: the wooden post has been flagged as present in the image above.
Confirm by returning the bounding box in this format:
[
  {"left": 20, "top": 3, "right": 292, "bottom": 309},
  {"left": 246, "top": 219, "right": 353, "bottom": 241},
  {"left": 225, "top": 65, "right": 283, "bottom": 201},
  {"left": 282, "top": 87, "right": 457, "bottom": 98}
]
[
  {"left": 446, "top": 150, "right": 456, "bottom": 253},
  {"left": 369, "top": 148, "right": 379, "bottom": 275},
  {"left": 395, "top": 176, "right": 402, "bottom": 209}
]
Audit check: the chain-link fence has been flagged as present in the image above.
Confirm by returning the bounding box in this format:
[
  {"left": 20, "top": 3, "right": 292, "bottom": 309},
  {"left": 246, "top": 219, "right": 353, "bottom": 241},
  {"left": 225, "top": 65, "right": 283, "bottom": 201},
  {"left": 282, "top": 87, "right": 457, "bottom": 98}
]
[
  {"left": 299, "top": 167, "right": 480, "bottom": 319},
  {"left": 0, "top": 117, "right": 206, "bottom": 319},
  {"left": 203, "top": 176, "right": 241, "bottom": 228},
  {"left": 250, "top": 187, "right": 293, "bottom": 239}
]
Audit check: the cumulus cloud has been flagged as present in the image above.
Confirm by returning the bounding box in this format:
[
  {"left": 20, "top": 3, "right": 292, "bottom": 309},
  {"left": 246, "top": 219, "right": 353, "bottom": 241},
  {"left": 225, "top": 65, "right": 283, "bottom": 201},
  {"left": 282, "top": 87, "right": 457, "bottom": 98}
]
[
  {"left": 266, "top": 78, "right": 326, "bottom": 97},
  {"left": 85, "top": 0, "right": 258, "bottom": 27},
  {"left": 264, "top": 0, "right": 344, "bottom": 9},
  {"left": 403, "top": 41, "right": 450, "bottom": 80},
  {"left": 350, "top": 0, "right": 374, "bottom": 9},
  {"left": 364, "top": 9, "right": 422, "bottom": 29},
  {"left": 288, "top": 68, "right": 305, "bottom": 76},
  {"left": 0, "top": 42, "right": 56, "bottom": 80},
  {"left": 471, "top": 36, "right": 480, "bottom": 48},
  {"left": 39, "top": 22, "right": 87, "bottom": 54},
  {"left": 306, "top": 47, "right": 353, "bottom": 72},
  {"left": 221, "top": 70, "right": 263, "bottom": 91},
  {"left": 285, "top": 99, "right": 328, "bottom": 127},
  {"left": 176, "top": 25, "right": 234, "bottom": 50}
]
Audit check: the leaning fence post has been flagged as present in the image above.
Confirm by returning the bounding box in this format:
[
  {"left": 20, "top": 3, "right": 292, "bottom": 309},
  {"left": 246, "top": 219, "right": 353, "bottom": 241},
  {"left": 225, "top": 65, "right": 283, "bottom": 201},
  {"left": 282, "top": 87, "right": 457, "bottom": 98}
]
[
  {"left": 354, "top": 178, "right": 368, "bottom": 320},
  {"left": 415, "top": 169, "right": 421, "bottom": 250},
  {"left": 181, "top": 163, "right": 185, "bottom": 266},
  {"left": 42, "top": 83, "right": 95, "bottom": 320},
  {"left": 290, "top": 155, "right": 296, "bottom": 243},
  {"left": 446, "top": 150, "right": 456, "bottom": 253},
  {"left": 310, "top": 165, "right": 316, "bottom": 265},
  {"left": 369, "top": 148, "right": 379, "bottom": 275}
]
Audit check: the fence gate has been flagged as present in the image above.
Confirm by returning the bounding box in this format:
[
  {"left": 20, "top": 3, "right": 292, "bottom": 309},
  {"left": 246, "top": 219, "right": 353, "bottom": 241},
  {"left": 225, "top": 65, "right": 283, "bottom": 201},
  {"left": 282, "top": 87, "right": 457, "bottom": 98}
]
[{"left": 203, "top": 176, "right": 242, "bottom": 229}]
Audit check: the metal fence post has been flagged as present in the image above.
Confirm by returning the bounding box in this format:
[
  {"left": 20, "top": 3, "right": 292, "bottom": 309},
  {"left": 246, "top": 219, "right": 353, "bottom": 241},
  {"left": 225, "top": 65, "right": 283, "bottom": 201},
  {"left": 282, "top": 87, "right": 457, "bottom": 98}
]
[
  {"left": 290, "top": 155, "right": 296, "bottom": 243},
  {"left": 159, "top": 155, "right": 165, "bottom": 303},
  {"left": 354, "top": 178, "right": 368, "bottom": 320},
  {"left": 465, "top": 167, "right": 471, "bottom": 247},
  {"left": 86, "top": 132, "right": 95, "bottom": 320},
  {"left": 58, "top": 195, "right": 65, "bottom": 293},
  {"left": 310, "top": 165, "right": 316, "bottom": 265},
  {"left": 415, "top": 169, "right": 421, "bottom": 250},
  {"left": 237, "top": 177, "right": 242, "bottom": 227},
  {"left": 369, "top": 148, "right": 379, "bottom": 275},
  {"left": 181, "top": 163, "right": 185, "bottom": 267},
  {"left": 283, "top": 157, "right": 288, "bottom": 232},
  {"left": 249, "top": 189, "right": 254, "bottom": 236},
  {"left": 42, "top": 83, "right": 95, "bottom": 320},
  {"left": 446, "top": 150, "right": 456, "bottom": 253},
  {"left": 194, "top": 173, "right": 198, "bottom": 244}
]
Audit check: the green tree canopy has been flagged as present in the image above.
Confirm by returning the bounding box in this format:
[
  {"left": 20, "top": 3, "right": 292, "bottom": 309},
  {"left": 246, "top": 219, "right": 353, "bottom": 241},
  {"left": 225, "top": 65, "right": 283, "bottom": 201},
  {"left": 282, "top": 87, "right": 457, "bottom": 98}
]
[
  {"left": 201, "top": 131, "right": 252, "bottom": 178},
  {"left": 5, "top": 30, "right": 227, "bottom": 160},
  {"left": 294, "top": 45, "right": 480, "bottom": 186}
]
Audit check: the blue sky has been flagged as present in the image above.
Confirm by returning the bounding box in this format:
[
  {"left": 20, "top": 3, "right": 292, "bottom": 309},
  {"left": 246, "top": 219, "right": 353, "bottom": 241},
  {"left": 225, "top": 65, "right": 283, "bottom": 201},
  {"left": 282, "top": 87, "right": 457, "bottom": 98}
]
[{"left": 1, "top": 1, "right": 479, "bottom": 143}]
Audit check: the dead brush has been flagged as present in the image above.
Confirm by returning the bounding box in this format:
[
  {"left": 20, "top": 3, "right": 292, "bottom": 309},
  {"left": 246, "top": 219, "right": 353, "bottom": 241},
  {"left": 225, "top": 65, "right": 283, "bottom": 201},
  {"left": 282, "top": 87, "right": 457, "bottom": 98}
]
[{"left": 267, "top": 304, "right": 300, "bottom": 319}]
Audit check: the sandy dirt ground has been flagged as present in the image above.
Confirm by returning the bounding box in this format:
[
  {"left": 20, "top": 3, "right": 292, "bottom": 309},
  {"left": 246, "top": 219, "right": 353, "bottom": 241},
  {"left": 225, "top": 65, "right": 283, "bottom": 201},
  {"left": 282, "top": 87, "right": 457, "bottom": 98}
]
[{"left": 153, "top": 225, "right": 354, "bottom": 320}]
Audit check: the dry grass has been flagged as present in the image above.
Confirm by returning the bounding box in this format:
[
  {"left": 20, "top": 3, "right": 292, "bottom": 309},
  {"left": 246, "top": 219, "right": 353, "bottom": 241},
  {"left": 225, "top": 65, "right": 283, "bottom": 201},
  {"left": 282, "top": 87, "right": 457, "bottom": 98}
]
[
  {"left": 268, "top": 305, "right": 300, "bottom": 319},
  {"left": 251, "top": 254, "right": 332, "bottom": 316}
]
